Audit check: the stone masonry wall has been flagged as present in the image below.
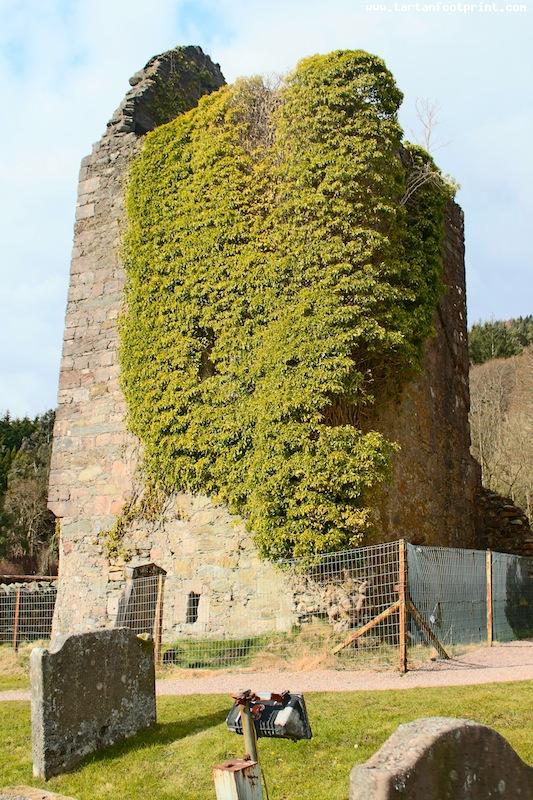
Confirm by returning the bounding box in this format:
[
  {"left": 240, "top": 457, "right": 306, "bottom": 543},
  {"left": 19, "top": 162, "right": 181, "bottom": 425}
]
[
  {"left": 369, "top": 200, "right": 479, "bottom": 548},
  {"left": 48, "top": 46, "right": 232, "bottom": 635},
  {"left": 50, "top": 45, "right": 479, "bottom": 639}
]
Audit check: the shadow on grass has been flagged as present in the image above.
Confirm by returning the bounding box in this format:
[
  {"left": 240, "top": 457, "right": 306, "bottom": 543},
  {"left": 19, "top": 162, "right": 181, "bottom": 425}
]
[{"left": 80, "top": 708, "right": 228, "bottom": 769}]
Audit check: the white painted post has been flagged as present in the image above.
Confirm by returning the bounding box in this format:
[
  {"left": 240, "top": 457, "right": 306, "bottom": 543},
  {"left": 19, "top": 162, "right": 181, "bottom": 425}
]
[{"left": 213, "top": 759, "right": 264, "bottom": 800}]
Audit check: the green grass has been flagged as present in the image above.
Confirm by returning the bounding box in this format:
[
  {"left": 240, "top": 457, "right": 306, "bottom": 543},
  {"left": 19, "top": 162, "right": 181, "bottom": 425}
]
[
  {"left": 0, "top": 682, "right": 531, "bottom": 799},
  {"left": 159, "top": 624, "right": 418, "bottom": 674},
  {"left": 0, "top": 675, "right": 27, "bottom": 691},
  {"left": 161, "top": 635, "right": 272, "bottom": 669},
  {"left": 1, "top": 627, "right": 411, "bottom": 687},
  {"left": 0, "top": 643, "right": 38, "bottom": 691}
]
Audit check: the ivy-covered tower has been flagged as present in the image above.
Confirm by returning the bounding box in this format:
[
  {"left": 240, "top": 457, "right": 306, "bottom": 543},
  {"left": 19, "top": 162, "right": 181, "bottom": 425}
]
[{"left": 49, "top": 46, "right": 479, "bottom": 636}]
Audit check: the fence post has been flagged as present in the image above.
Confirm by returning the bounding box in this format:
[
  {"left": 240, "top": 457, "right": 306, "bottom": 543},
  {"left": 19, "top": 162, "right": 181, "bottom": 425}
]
[
  {"left": 486, "top": 549, "right": 493, "bottom": 647},
  {"left": 153, "top": 574, "right": 164, "bottom": 666},
  {"left": 399, "top": 539, "right": 408, "bottom": 674},
  {"left": 12, "top": 587, "right": 21, "bottom": 653},
  {"left": 213, "top": 759, "right": 263, "bottom": 800}
]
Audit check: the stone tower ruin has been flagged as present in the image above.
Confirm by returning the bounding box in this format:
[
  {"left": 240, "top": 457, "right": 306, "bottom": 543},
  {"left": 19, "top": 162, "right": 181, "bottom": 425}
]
[{"left": 49, "top": 45, "right": 485, "bottom": 637}]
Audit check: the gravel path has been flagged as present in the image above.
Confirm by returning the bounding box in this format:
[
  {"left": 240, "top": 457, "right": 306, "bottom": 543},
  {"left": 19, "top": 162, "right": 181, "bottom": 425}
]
[{"left": 2, "top": 641, "right": 531, "bottom": 702}]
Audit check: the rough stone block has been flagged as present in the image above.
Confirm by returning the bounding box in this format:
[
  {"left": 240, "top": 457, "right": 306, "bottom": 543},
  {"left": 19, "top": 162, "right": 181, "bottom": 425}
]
[
  {"left": 350, "top": 717, "right": 533, "bottom": 799},
  {"left": 78, "top": 177, "right": 100, "bottom": 196},
  {"left": 77, "top": 464, "right": 103, "bottom": 482},
  {"left": 31, "top": 628, "right": 156, "bottom": 780},
  {"left": 75, "top": 203, "right": 95, "bottom": 221}
]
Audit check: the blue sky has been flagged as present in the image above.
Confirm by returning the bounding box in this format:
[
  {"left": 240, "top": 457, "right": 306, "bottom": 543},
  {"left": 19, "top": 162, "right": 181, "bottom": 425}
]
[{"left": 0, "top": 0, "right": 531, "bottom": 417}]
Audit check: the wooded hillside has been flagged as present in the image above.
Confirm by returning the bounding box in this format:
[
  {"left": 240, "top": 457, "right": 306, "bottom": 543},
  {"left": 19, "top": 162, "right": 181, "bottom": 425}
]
[{"left": 470, "top": 344, "right": 532, "bottom": 523}]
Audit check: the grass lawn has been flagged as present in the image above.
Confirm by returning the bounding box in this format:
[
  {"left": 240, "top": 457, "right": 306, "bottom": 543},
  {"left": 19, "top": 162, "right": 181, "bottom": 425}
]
[
  {"left": 0, "top": 681, "right": 531, "bottom": 799},
  {"left": 0, "top": 643, "right": 36, "bottom": 691}
]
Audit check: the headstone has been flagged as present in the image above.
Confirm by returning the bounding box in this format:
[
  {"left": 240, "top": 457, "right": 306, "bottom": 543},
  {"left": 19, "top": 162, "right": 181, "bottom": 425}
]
[
  {"left": 350, "top": 717, "right": 533, "bottom": 799},
  {"left": 31, "top": 628, "right": 155, "bottom": 780}
]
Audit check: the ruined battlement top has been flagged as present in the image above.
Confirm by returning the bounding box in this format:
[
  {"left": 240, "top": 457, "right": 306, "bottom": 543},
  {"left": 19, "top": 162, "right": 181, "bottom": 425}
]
[{"left": 104, "top": 45, "right": 224, "bottom": 139}]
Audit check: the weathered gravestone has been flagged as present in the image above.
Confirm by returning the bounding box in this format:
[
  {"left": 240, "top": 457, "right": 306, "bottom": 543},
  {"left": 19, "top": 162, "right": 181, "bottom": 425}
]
[
  {"left": 350, "top": 717, "right": 533, "bottom": 799},
  {"left": 31, "top": 628, "right": 155, "bottom": 779}
]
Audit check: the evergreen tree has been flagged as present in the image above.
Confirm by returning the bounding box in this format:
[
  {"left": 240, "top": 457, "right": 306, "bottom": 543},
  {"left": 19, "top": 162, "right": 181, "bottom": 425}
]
[
  {"left": 0, "top": 410, "right": 56, "bottom": 571},
  {"left": 469, "top": 318, "right": 531, "bottom": 365}
]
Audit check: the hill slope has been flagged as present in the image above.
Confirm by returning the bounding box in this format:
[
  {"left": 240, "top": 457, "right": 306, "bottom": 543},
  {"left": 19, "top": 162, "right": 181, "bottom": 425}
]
[{"left": 470, "top": 345, "right": 532, "bottom": 524}]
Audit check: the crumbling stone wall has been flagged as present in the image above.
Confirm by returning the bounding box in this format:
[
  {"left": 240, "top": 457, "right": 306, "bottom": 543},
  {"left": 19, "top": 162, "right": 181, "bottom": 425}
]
[
  {"left": 107, "top": 494, "right": 297, "bottom": 640},
  {"left": 49, "top": 45, "right": 481, "bottom": 638},
  {"left": 476, "top": 487, "right": 532, "bottom": 555}
]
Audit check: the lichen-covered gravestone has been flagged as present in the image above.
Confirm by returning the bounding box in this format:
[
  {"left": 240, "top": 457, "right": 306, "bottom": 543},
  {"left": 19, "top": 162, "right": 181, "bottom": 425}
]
[
  {"left": 350, "top": 717, "right": 533, "bottom": 799},
  {"left": 31, "top": 628, "right": 155, "bottom": 779}
]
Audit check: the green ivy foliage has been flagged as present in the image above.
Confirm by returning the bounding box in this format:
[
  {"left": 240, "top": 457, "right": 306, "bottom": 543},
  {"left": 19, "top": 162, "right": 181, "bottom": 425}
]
[{"left": 121, "top": 50, "right": 453, "bottom": 559}]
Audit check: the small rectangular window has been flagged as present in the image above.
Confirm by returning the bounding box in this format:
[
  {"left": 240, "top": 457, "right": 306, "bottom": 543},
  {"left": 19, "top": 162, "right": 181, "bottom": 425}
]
[{"left": 186, "top": 591, "right": 200, "bottom": 624}]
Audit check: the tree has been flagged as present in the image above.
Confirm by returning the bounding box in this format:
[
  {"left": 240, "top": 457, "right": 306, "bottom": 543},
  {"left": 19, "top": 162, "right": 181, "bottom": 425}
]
[
  {"left": 401, "top": 98, "right": 458, "bottom": 206},
  {"left": 509, "top": 315, "right": 533, "bottom": 349},
  {"left": 0, "top": 410, "right": 56, "bottom": 572},
  {"left": 469, "top": 318, "right": 531, "bottom": 365},
  {"left": 0, "top": 412, "right": 37, "bottom": 494}
]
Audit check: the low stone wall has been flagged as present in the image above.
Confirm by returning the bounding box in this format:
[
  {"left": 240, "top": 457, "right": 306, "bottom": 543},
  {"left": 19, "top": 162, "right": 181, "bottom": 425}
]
[
  {"left": 350, "top": 717, "right": 533, "bottom": 799},
  {"left": 31, "top": 629, "right": 155, "bottom": 779}
]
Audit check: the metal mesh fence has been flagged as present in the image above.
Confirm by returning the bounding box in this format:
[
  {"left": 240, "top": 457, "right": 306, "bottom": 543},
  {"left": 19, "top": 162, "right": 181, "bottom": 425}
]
[
  {"left": 0, "top": 543, "right": 531, "bottom": 671},
  {"left": 280, "top": 540, "right": 400, "bottom": 640},
  {"left": 108, "top": 541, "right": 401, "bottom": 669},
  {"left": 492, "top": 552, "right": 533, "bottom": 642},
  {"left": 0, "top": 581, "right": 56, "bottom": 648},
  {"left": 407, "top": 545, "right": 488, "bottom": 647}
]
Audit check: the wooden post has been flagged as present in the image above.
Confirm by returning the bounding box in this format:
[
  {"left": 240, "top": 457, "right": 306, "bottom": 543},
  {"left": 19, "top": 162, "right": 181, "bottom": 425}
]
[
  {"left": 407, "top": 601, "right": 450, "bottom": 660},
  {"left": 213, "top": 759, "right": 263, "bottom": 800},
  {"left": 332, "top": 601, "right": 401, "bottom": 654},
  {"left": 398, "top": 539, "right": 408, "bottom": 674},
  {"left": 486, "top": 549, "right": 493, "bottom": 647},
  {"left": 12, "top": 587, "right": 21, "bottom": 653},
  {"left": 153, "top": 574, "right": 164, "bottom": 666}
]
